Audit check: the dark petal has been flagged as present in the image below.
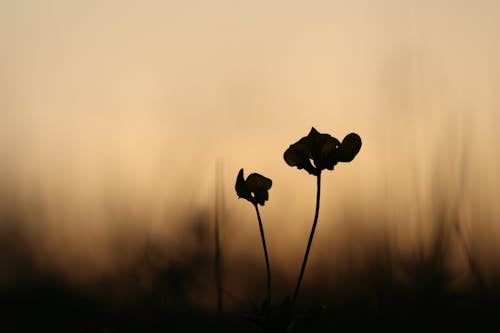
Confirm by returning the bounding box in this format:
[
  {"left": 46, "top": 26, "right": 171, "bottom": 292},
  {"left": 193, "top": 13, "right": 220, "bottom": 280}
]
[
  {"left": 235, "top": 169, "right": 253, "bottom": 202},
  {"left": 306, "top": 127, "right": 322, "bottom": 161},
  {"left": 246, "top": 173, "right": 272, "bottom": 192},
  {"left": 316, "top": 135, "right": 340, "bottom": 170},
  {"left": 323, "top": 159, "right": 338, "bottom": 171},
  {"left": 306, "top": 128, "right": 340, "bottom": 170},
  {"left": 254, "top": 190, "right": 269, "bottom": 206},
  {"left": 307, "top": 127, "right": 320, "bottom": 139},
  {"left": 285, "top": 127, "right": 344, "bottom": 174},
  {"left": 284, "top": 140, "right": 317, "bottom": 175},
  {"left": 336, "top": 133, "right": 362, "bottom": 162},
  {"left": 307, "top": 128, "right": 340, "bottom": 149}
]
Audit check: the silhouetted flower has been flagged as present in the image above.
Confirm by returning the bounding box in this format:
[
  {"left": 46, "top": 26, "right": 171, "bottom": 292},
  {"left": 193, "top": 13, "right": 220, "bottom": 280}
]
[
  {"left": 235, "top": 169, "right": 272, "bottom": 206},
  {"left": 284, "top": 127, "right": 362, "bottom": 175}
]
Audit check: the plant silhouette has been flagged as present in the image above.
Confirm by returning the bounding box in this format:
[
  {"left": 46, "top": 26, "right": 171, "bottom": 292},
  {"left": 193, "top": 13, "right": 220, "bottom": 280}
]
[
  {"left": 235, "top": 169, "right": 273, "bottom": 306},
  {"left": 284, "top": 127, "right": 362, "bottom": 303},
  {"left": 236, "top": 127, "right": 361, "bottom": 332}
]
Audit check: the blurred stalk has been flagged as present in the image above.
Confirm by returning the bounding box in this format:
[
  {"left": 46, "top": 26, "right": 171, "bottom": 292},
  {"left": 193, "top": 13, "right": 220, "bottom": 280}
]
[
  {"left": 452, "top": 113, "right": 488, "bottom": 294},
  {"left": 214, "top": 160, "right": 224, "bottom": 317}
]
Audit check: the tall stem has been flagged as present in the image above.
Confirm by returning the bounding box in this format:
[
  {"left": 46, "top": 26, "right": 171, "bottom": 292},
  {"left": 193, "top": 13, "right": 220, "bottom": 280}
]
[
  {"left": 293, "top": 171, "right": 321, "bottom": 303},
  {"left": 255, "top": 204, "right": 272, "bottom": 302}
]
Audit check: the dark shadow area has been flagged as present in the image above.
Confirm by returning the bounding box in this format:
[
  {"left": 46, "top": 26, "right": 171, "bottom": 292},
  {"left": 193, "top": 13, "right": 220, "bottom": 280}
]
[{"left": 1, "top": 195, "right": 500, "bottom": 332}]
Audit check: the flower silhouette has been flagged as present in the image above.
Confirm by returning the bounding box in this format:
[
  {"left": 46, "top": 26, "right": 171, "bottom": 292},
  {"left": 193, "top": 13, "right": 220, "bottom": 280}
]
[
  {"left": 283, "top": 127, "right": 362, "bottom": 303},
  {"left": 284, "top": 127, "right": 362, "bottom": 175},
  {"left": 235, "top": 169, "right": 272, "bottom": 206},
  {"left": 235, "top": 168, "right": 273, "bottom": 304}
]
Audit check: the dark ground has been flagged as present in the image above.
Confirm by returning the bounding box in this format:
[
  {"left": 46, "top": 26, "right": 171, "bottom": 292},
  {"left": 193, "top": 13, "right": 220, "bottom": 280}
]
[
  {"left": 2, "top": 255, "right": 500, "bottom": 333},
  {"left": 2, "top": 196, "right": 500, "bottom": 331}
]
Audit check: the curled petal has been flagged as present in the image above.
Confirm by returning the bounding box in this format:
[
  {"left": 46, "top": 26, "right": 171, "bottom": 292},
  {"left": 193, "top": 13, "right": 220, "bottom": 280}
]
[
  {"left": 314, "top": 133, "right": 340, "bottom": 170},
  {"left": 308, "top": 128, "right": 340, "bottom": 158},
  {"left": 235, "top": 169, "right": 272, "bottom": 206},
  {"left": 336, "top": 133, "right": 362, "bottom": 162},
  {"left": 246, "top": 173, "right": 272, "bottom": 192},
  {"left": 235, "top": 169, "right": 253, "bottom": 201},
  {"left": 284, "top": 127, "right": 340, "bottom": 174},
  {"left": 284, "top": 139, "right": 317, "bottom": 175}
]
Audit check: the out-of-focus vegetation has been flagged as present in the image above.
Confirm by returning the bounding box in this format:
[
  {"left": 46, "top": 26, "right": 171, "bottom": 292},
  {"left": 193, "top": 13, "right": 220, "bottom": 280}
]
[{"left": 1, "top": 191, "right": 500, "bottom": 332}]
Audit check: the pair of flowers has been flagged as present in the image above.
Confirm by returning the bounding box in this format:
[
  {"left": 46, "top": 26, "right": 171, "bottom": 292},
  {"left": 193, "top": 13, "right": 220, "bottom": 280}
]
[
  {"left": 236, "top": 127, "right": 361, "bottom": 205},
  {"left": 235, "top": 127, "right": 361, "bottom": 330}
]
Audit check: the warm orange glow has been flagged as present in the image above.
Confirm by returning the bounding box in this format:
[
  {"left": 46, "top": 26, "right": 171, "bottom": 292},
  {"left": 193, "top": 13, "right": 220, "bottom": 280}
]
[{"left": 0, "top": 1, "right": 499, "bottom": 295}]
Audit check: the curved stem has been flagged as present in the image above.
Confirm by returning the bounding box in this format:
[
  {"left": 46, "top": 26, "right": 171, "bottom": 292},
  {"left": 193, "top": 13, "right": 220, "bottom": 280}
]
[
  {"left": 293, "top": 171, "right": 322, "bottom": 303},
  {"left": 254, "top": 203, "right": 272, "bottom": 303}
]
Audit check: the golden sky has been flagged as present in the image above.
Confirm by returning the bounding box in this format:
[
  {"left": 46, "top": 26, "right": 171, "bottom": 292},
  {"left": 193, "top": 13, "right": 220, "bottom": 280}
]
[{"left": 1, "top": 0, "right": 499, "bottom": 282}]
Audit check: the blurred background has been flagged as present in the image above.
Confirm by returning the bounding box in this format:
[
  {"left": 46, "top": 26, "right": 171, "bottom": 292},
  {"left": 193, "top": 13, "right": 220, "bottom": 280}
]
[{"left": 1, "top": 0, "right": 500, "bottom": 329}]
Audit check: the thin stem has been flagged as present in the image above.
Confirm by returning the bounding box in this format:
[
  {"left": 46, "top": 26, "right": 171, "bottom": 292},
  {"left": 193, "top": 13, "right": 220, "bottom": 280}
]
[
  {"left": 254, "top": 203, "right": 272, "bottom": 303},
  {"left": 293, "top": 171, "right": 321, "bottom": 303}
]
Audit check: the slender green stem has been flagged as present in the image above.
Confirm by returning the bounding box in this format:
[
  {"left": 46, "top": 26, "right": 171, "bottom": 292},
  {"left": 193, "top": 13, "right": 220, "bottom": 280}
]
[
  {"left": 293, "top": 171, "right": 322, "bottom": 303},
  {"left": 254, "top": 203, "right": 272, "bottom": 303}
]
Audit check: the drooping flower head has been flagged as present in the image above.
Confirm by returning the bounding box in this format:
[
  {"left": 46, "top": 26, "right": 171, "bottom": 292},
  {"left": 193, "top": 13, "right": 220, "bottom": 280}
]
[
  {"left": 235, "top": 169, "right": 272, "bottom": 206},
  {"left": 284, "top": 127, "right": 362, "bottom": 175}
]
